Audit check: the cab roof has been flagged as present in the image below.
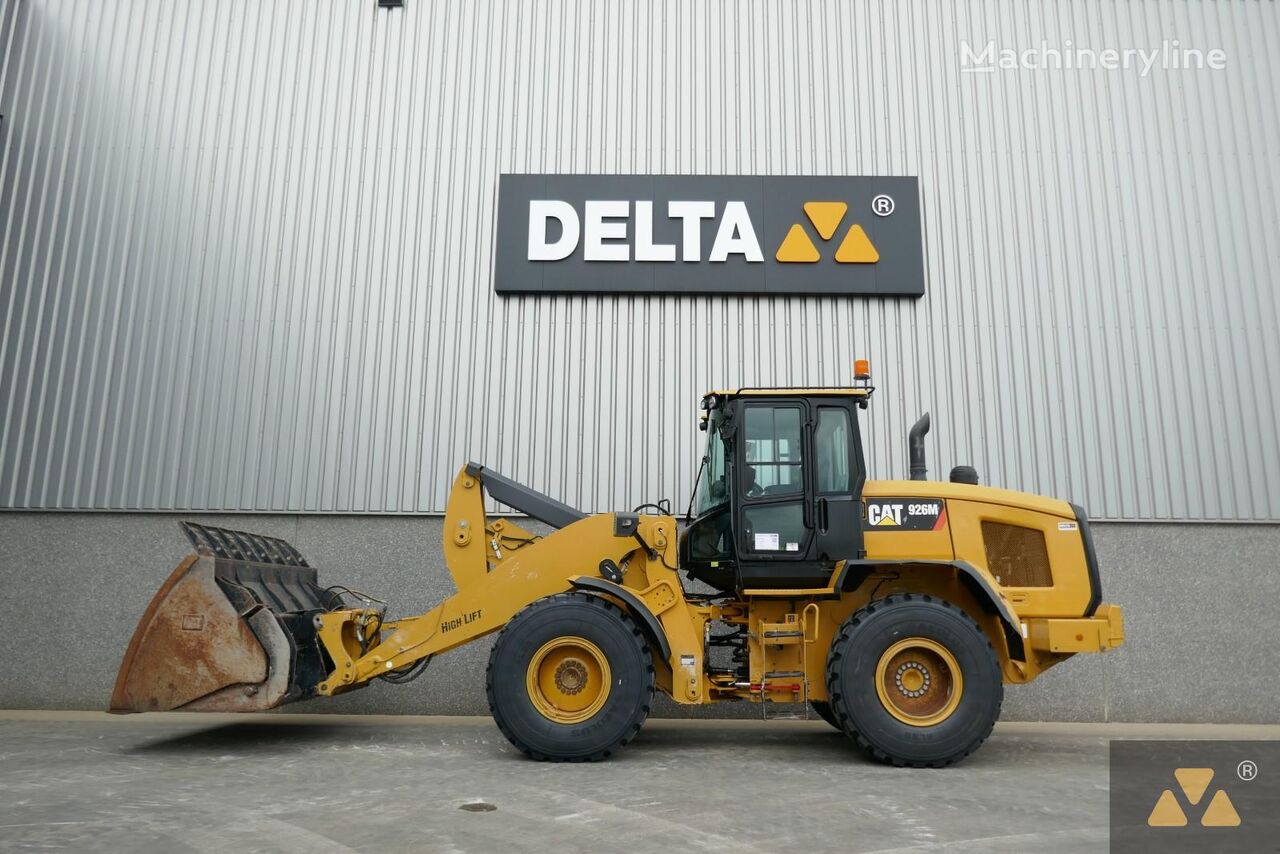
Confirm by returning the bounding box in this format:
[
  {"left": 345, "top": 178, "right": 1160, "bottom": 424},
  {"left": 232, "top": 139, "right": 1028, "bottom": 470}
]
[{"left": 704, "top": 387, "right": 872, "bottom": 399}]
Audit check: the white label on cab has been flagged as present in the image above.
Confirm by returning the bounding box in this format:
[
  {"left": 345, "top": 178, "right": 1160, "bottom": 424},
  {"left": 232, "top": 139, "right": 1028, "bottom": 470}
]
[{"left": 754, "top": 532, "right": 780, "bottom": 550}]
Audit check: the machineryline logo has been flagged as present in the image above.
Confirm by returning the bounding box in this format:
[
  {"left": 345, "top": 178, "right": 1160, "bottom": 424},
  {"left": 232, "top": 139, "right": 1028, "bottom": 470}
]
[{"left": 960, "top": 39, "right": 1227, "bottom": 76}]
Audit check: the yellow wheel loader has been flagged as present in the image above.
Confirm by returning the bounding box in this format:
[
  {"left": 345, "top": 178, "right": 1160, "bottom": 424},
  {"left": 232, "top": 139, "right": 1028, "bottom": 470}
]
[{"left": 111, "top": 366, "right": 1124, "bottom": 767}]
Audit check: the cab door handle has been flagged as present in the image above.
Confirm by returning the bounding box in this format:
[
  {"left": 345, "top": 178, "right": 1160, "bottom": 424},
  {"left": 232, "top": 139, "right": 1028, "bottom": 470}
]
[{"left": 817, "top": 498, "right": 830, "bottom": 533}]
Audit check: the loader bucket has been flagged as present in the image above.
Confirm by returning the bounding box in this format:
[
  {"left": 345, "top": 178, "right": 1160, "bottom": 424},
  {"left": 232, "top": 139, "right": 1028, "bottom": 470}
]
[{"left": 109, "top": 522, "right": 332, "bottom": 713}]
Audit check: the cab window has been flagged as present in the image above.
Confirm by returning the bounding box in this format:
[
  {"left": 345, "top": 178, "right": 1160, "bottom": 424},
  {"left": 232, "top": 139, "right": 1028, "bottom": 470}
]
[
  {"left": 694, "top": 410, "right": 730, "bottom": 515},
  {"left": 740, "top": 404, "right": 807, "bottom": 556},
  {"left": 743, "top": 406, "right": 803, "bottom": 497},
  {"left": 814, "top": 407, "right": 852, "bottom": 493}
]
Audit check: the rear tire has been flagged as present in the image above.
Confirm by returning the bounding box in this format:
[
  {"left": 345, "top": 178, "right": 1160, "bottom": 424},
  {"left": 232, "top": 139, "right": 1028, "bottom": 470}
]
[
  {"left": 486, "top": 592, "right": 654, "bottom": 761},
  {"left": 826, "top": 593, "right": 1002, "bottom": 767}
]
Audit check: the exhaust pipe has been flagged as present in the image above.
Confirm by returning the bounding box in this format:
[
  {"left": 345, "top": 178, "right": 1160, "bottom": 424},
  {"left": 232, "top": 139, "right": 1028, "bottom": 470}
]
[{"left": 908, "top": 413, "right": 930, "bottom": 481}]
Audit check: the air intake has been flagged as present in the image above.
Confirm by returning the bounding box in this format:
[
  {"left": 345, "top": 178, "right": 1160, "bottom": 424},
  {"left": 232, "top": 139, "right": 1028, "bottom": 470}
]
[{"left": 982, "top": 522, "right": 1053, "bottom": 587}]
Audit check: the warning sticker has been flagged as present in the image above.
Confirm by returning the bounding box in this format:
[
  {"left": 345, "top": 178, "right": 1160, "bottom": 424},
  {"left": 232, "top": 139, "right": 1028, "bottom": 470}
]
[
  {"left": 754, "top": 532, "right": 780, "bottom": 551},
  {"left": 864, "top": 499, "right": 946, "bottom": 531}
]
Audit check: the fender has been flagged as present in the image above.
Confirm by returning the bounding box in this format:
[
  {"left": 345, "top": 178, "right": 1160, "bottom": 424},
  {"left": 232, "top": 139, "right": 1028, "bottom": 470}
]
[
  {"left": 836, "top": 559, "right": 1026, "bottom": 661},
  {"left": 1069, "top": 503, "right": 1103, "bottom": 617},
  {"left": 569, "top": 576, "right": 673, "bottom": 662}
]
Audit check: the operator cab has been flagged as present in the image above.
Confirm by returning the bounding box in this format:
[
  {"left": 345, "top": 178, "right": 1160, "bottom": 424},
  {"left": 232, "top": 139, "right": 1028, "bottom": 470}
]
[{"left": 679, "top": 378, "right": 872, "bottom": 591}]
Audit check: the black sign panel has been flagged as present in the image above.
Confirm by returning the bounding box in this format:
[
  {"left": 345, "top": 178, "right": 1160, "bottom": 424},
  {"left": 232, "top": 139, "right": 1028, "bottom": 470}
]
[
  {"left": 494, "top": 174, "right": 924, "bottom": 296},
  {"left": 865, "top": 498, "right": 947, "bottom": 531},
  {"left": 1111, "top": 740, "right": 1277, "bottom": 854}
]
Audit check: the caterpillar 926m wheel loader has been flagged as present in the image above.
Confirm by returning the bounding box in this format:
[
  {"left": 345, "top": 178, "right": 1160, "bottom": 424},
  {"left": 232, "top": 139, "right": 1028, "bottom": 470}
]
[{"left": 111, "top": 364, "right": 1124, "bottom": 767}]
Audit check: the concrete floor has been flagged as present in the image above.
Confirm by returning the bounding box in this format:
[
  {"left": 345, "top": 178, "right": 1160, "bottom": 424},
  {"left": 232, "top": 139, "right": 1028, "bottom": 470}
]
[{"left": 1, "top": 713, "right": 1277, "bottom": 853}]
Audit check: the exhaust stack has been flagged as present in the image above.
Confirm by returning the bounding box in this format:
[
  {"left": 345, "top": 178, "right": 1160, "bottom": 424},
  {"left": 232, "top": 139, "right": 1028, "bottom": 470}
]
[{"left": 908, "top": 413, "right": 930, "bottom": 481}]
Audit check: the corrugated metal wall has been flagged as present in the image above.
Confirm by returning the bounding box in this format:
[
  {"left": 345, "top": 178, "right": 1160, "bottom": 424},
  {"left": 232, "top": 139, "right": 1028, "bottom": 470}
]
[{"left": 2, "top": 0, "right": 1278, "bottom": 520}]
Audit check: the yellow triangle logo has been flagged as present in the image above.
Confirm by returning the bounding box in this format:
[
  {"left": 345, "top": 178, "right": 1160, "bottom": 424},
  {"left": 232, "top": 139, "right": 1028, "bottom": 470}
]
[
  {"left": 1174, "top": 768, "right": 1213, "bottom": 805},
  {"left": 1147, "top": 768, "right": 1243, "bottom": 828},
  {"left": 803, "top": 201, "right": 847, "bottom": 240},
  {"left": 835, "top": 223, "right": 879, "bottom": 263},
  {"left": 1200, "top": 790, "right": 1241, "bottom": 827},
  {"left": 1147, "top": 789, "right": 1188, "bottom": 826},
  {"left": 874, "top": 515, "right": 898, "bottom": 526},
  {"left": 775, "top": 224, "right": 820, "bottom": 262},
  {"left": 775, "top": 201, "right": 880, "bottom": 264}
]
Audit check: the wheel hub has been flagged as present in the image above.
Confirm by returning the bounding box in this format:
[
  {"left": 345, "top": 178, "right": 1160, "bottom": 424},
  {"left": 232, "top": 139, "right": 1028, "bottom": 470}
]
[
  {"left": 874, "top": 637, "right": 964, "bottom": 727},
  {"left": 554, "top": 659, "right": 589, "bottom": 695},
  {"left": 525, "top": 636, "right": 612, "bottom": 724},
  {"left": 894, "top": 662, "right": 931, "bottom": 697}
]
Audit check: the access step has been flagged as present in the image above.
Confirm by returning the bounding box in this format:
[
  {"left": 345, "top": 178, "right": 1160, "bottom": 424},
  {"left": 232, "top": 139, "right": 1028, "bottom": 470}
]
[{"left": 760, "top": 621, "right": 804, "bottom": 644}]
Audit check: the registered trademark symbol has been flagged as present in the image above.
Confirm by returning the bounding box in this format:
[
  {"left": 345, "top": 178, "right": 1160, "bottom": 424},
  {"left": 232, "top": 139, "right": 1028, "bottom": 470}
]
[
  {"left": 1238, "top": 759, "right": 1258, "bottom": 781},
  {"left": 872, "top": 194, "right": 895, "bottom": 217}
]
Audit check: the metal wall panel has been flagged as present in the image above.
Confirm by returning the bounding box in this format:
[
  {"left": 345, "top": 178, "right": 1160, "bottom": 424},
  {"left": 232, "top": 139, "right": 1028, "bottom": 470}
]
[{"left": 1, "top": 0, "right": 1277, "bottom": 520}]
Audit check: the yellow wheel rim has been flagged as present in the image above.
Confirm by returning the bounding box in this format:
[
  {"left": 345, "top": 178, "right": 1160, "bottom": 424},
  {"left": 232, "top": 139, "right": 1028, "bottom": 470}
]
[
  {"left": 525, "top": 636, "right": 612, "bottom": 724},
  {"left": 874, "top": 637, "right": 964, "bottom": 727}
]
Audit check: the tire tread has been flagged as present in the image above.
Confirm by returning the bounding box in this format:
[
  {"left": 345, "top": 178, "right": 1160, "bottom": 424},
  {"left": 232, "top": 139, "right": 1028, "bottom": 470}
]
[
  {"left": 485, "top": 592, "right": 655, "bottom": 762},
  {"left": 824, "top": 592, "right": 1003, "bottom": 768}
]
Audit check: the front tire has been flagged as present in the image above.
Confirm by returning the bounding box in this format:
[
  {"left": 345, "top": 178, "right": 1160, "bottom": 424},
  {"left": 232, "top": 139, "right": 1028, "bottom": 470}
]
[
  {"left": 486, "top": 593, "right": 654, "bottom": 761},
  {"left": 826, "top": 593, "right": 1002, "bottom": 767}
]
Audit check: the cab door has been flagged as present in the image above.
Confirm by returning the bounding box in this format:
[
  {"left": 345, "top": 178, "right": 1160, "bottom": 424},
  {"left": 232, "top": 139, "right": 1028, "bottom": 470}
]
[
  {"left": 810, "top": 402, "right": 863, "bottom": 561},
  {"left": 733, "top": 397, "right": 864, "bottom": 589}
]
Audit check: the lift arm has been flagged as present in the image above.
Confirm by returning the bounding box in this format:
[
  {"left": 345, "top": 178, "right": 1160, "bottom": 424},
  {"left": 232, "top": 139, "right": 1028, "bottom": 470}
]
[{"left": 312, "top": 464, "right": 708, "bottom": 703}]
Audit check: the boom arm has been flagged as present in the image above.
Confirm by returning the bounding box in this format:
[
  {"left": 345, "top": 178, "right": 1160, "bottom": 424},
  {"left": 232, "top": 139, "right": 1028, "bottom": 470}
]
[{"left": 312, "top": 465, "right": 708, "bottom": 703}]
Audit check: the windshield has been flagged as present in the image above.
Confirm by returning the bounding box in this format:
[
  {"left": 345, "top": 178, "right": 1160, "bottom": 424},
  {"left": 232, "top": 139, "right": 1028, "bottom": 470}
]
[{"left": 694, "top": 410, "right": 730, "bottom": 515}]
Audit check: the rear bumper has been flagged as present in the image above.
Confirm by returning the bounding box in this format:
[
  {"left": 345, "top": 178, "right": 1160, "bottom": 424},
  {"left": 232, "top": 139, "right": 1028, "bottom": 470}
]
[{"left": 1026, "top": 603, "right": 1125, "bottom": 654}]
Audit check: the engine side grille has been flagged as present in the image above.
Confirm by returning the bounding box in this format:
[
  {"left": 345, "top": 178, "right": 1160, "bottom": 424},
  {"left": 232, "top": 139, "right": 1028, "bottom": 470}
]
[{"left": 982, "top": 522, "right": 1053, "bottom": 587}]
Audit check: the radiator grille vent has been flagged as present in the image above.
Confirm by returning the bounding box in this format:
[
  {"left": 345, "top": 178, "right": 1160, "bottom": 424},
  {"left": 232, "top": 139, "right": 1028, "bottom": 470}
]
[{"left": 982, "top": 522, "right": 1053, "bottom": 587}]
